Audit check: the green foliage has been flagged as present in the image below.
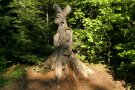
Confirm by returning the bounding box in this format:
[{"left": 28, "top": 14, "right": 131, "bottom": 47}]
[
  {"left": 0, "top": 0, "right": 135, "bottom": 88},
  {"left": 20, "top": 54, "right": 44, "bottom": 64},
  {"left": 68, "top": 0, "right": 135, "bottom": 88},
  {"left": 8, "top": 65, "right": 26, "bottom": 79},
  {"left": 0, "top": 56, "right": 7, "bottom": 69},
  {"left": 0, "top": 65, "right": 26, "bottom": 87},
  {"left": 0, "top": 0, "right": 55, "bottom": 66},
  {"left": 0, "top": 76, "right": 9, "bottom": 87},
  {"left": 114, "top": 62, "right": 135, "bottom": 89}
]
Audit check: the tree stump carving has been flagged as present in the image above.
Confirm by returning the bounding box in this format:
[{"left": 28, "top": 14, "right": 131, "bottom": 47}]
[{"left": 44, "top": 3, "right": 94, "bottom": 82}]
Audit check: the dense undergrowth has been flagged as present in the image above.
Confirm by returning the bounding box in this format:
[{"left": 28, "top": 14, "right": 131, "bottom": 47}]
[
  {"left": 0, "top": 0, "right": 135, "bottom": 89},
  {"left": 0, "top": 65, "right": 26, "bottom": 87}
]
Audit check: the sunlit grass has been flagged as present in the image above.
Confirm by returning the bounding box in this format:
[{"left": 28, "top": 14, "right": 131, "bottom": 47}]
[{"left": 0, "top": 64, "right": 26, "bottom": 87}]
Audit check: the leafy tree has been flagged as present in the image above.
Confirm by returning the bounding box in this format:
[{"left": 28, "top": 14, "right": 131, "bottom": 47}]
[
  {"left": 0, "top": 0, "right": 135, "bottom": 88},
  {"left": 68, "top": 0, "right": 135, "bottom": 88},
  {"left": 0, "top": 0, "right": 15, "bottom": 68}
]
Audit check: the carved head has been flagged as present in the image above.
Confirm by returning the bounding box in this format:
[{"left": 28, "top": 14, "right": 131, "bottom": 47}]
[{"left": 53, "top": 3, "right": 71, "bottom": 25}]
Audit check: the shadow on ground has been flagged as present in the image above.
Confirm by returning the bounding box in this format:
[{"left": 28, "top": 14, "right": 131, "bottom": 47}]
[{"left": 1, "top": 64, "right": 125, "bottom": 90}]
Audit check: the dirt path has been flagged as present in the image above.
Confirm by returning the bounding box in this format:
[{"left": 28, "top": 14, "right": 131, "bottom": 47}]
[{"left": 1, "top": 64, "right": 125, "bottom": 90}]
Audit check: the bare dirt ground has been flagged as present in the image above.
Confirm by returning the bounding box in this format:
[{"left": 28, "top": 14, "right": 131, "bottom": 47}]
[{"left": 1, "top": 64, "right": 125, "bottom": 90}]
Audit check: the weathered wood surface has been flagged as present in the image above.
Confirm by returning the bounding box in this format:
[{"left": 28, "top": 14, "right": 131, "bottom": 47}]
[
  {"left": 44, "top": 3, "right": 94, "bottom": 81},
  {"left": 70, "top": 53, "right": 95, "bottom": 77}
]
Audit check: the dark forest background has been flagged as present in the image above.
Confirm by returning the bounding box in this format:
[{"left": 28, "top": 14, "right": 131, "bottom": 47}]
[{"left": 0, "top": 0, "right": 135, "bottom": 88}]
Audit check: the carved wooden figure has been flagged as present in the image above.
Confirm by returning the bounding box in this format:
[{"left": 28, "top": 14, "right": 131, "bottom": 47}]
[
  {"left": 44, "top": 3, "right": 94, "bottom": 84},
  {"left": 53, "top": 3, "right": 72, "bottom": 56},
  {"left": 51, "top": 3, "right": 73, "bottom": 82}
]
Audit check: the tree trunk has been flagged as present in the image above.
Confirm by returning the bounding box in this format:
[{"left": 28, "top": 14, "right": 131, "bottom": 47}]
[{"left": 44, "top": 3, "right": 94, "bottom": 81}]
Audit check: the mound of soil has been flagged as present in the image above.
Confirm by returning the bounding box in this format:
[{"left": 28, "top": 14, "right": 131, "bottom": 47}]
[{"left": 1, "top": 64, "right": 125, "bottom": 90}]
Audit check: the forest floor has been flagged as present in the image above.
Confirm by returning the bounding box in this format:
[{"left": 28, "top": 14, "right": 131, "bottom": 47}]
[{"left": 0, "top": 64, "right": 125, "bottom": 90}]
